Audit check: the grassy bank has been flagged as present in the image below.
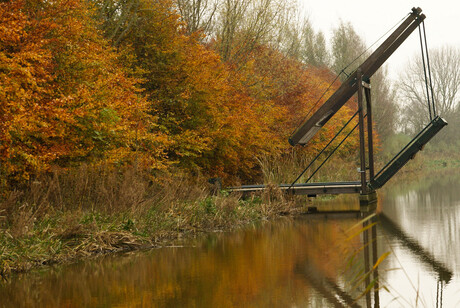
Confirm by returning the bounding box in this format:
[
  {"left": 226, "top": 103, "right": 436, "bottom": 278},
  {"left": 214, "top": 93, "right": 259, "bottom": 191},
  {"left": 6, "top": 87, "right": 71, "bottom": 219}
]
[
  {"left": 378, "top": 133, "right": 460, "bottom": 173},
  {"left": 0, "top": 166, "right": 302, "bottom": 279},
  {"left": 2, "top": 147, "right": 456, "bottom": 279}
]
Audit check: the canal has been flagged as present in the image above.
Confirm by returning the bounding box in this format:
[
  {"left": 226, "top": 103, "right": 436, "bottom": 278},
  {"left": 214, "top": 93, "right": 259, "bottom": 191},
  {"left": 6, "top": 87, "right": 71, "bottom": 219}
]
[{"left": 1, "top": 170, "right": 460, "bottom": 307}]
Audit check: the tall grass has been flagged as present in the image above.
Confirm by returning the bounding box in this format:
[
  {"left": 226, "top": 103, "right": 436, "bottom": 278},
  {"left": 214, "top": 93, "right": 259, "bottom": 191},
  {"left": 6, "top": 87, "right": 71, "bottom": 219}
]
[
  {"left": 3, "top": 145, "right": 449, "bottom": 278},
  {"left": 258, "top": 152, "right": 361, "bottom": 184},
  {"left": 0, "top": 165, "right": 299, "bottom": 277}
]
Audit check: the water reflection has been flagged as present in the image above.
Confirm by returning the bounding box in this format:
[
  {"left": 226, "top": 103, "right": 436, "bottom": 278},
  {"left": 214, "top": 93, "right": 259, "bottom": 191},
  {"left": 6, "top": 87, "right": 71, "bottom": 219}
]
[
  {"left": 378, "top": 213, "right": 452, "bottom": 283},
  {"left": 383, "top": 171, "right": 460, "bottom": 272},
  {"left": 377, "top": 170, "right": 460, "bottom": 307},
  {"left": 362, "top": 214, "right": 379, "bottom": 308},
  {"left": 295, "top": 212, "right": 380, "bottom": 308},
  {"left": 1, "top": 216, "right": 373, "bottom": 307},
  {"left": 377, "top": 212, "right": 453, "bottom": 307},
  {"left": 294, "top": 261, "right": 360, "bottom": 308}
]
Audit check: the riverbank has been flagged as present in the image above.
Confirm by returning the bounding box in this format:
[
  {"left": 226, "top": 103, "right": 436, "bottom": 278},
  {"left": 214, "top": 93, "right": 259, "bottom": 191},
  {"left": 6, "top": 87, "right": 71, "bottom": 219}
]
[
  {"left": 2, "top": 151, "right": 458, "bottom": 280},
  {"left": 0, "top": 167, "right": 303, "bottom": 279},
  {"left": 377, "top": 149, "right": 460, "bottom": 183}
]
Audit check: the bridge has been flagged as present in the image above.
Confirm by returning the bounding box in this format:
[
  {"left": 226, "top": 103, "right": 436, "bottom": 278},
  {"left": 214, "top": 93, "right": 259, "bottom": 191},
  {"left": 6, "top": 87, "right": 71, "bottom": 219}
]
[{"left": 229, "top": 8, "right": 448, "bottom": 206}]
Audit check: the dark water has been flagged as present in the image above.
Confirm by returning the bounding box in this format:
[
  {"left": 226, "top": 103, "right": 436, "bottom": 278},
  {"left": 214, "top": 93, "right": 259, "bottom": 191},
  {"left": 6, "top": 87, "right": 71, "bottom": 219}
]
[{"left": 1, "top": 171, "right": 460, "bottom": 307}]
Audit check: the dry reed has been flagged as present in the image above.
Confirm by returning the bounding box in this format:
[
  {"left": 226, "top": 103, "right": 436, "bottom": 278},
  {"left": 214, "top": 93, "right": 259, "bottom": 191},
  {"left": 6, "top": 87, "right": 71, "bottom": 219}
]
[{"left": 0, "top": 164, "right": 300, "bottom": 278}]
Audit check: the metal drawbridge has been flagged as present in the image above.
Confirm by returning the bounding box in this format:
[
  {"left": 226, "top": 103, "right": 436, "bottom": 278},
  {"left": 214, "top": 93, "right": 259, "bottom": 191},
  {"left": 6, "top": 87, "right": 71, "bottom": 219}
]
[{"left": 229, "top": 7, "right": 448, "bottom": 202}]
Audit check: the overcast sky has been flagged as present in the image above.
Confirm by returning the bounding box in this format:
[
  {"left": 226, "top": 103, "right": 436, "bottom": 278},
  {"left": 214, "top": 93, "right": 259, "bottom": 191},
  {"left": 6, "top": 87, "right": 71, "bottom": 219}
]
[{"left": 299, "top": 0, "right": 459, "bottom": 81}]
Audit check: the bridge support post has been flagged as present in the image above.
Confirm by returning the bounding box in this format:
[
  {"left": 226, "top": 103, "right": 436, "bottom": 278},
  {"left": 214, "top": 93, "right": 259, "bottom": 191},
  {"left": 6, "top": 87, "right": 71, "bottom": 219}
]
[
  {"left": 359, "top": 190, "right": 378, "bottom": 211},
  {"left": 357, "top": 69, "right": 368, "bottom": 194},
  {"left": 358, "top": 68, "right": 376, "bottom": 200}
]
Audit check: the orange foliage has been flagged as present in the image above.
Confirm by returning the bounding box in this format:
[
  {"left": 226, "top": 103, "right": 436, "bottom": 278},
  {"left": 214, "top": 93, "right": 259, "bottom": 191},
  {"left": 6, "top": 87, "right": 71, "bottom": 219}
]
[
  {"left": 244, "top": 46, "right": 361, "bottom": 156},
  {"left": 0, "top": 0, "right": 166, "bottom": 185},
  {"left": 114, "top": 0, "right": 284, "bottom": 182},
  {"left": 0, "top": 0, "right": 374, "bottom": 187}
]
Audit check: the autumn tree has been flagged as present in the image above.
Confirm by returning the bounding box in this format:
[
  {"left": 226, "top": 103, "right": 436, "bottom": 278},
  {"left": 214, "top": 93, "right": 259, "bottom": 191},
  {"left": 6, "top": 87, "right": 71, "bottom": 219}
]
[
  {"left": 92, "top": 0, "right": 141, "bottom": 48},
  {"left": 247, "top": 46, "right": 360, "bottom": 155},
  {"left": 90, "top": 0, "right": 284, "bottom": 180},
  {"left": 0, "top": 0, "right": 165, "bottom": 187},
  {"left": 89, "top": 0, "right": 364, "bottom": 182}
]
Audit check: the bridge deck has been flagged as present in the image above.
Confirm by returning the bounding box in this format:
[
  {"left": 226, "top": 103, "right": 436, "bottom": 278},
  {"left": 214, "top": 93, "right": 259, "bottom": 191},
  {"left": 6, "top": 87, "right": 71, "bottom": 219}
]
[
  {"left": 229, "top": 181, "right": 362, "bottom": 196},
  {"left": 230, "top": 117, "right": 447, "bottom": 197}
]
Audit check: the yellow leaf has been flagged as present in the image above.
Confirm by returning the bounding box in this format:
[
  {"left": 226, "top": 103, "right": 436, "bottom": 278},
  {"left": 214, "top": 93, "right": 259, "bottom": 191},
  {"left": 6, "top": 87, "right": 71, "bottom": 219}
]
[{"left": 373, "top": 251, "right": 391, "bottom": 270}]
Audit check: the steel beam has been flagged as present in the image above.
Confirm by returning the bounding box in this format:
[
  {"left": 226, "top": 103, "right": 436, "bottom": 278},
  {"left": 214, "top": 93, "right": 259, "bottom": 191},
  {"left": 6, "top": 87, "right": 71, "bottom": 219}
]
[
  {"left": 357, "top": 69, "right": 367, "bottom": 194},
  {"left": 370, "top": 116, "right": 447, "bottom": 189},
  {"left": 289, "top": 8, "right": 424, "bottom": 146},
  {"left": 365, "top": 86, "right": 375, "bottom": 180}
]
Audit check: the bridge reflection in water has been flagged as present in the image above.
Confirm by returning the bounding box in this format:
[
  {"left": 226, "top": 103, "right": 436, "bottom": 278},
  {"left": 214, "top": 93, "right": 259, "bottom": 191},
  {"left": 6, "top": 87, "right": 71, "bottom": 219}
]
[{"left": 295, "top": 211, "right": 452, "bottom": 307}]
